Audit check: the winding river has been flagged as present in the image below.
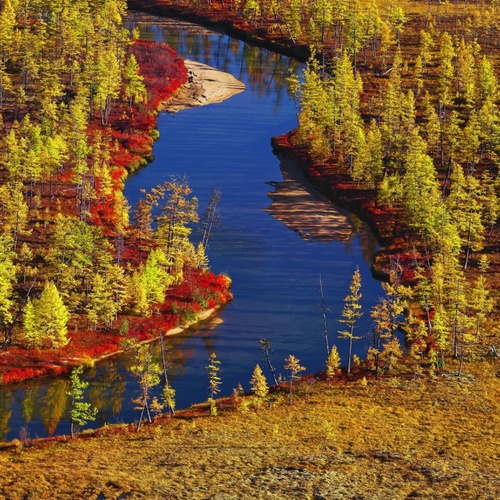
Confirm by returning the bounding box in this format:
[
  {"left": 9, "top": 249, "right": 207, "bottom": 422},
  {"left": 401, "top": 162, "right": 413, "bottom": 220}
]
[{"left": 0, "top": 12, "right": 382, "bottom": 442}]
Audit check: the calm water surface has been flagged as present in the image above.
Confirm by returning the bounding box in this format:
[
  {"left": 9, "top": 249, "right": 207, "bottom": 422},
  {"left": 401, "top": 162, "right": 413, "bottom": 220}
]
[{"left": 0, "top": 13, "right": 382, "bottom": 441}]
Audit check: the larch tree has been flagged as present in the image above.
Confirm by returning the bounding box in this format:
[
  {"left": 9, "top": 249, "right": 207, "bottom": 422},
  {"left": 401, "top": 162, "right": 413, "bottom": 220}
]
[
  {"left": 284, "top": 354, "right": 305, "bottom": 405},
  {"left": 206, "top": 352, "right": 222, "bottom": 416},
  {"left": 23, "top": 281, "right": 70, "bottom": 349},
  {"left": 140, "top": 247, "right": 173, "bottom": 307},
  {"left": 123, "top": 53, "right": 146, "bottom": 107},
  {"left": 338, "top": 266, "right": 363, "bottom": 374},
  {"left": 368, "top": 292, "right": 404, "bottom": 379},
  {"left": 326, "top": 344, "right": 341, "bottom": 383},
  {"left": 481, "top": 172, "right": 500, "bottom": 240},
  {"left": 131, "top": 343, "right": 162, "bottom": 430},
  {"left": 0, "top": 235, "right": 16, "bottom": 345},
  {"left": 0, "top": 0, "right": 16, "bottom": 64},
  {"left": 85, "top": 272, "right": 121, "bottom": 330},
  {"left": 250, "top": 364, "right": 269, "bottom": 409},
  {"left": 333, "top": 52, "right": 364, "bottom": 172},
  {"left": 17, "top": 242, "right": 34, "bottom": 284},
  {"left": 455, "top": 38, "right": 476, "bottom": 107},
  {"left": 400, "top": 132, "right": 442, "bottom": 238},
  {"left": 477, "top": 55, "right": 498, "bottom": 106},
  {"left": 0, "top": 182, "right": 31, "bottom": 249},
  {"left": 156, "top": 177, "right": 199, "bottom": 278},
  {"left": 352, "top": 119, "right": 383, "bottom": 188},
  {"left": 436, "top": 31, "right": 455, "bottom": 112},
  {"left": 446, "top": 164, "right": 485, "bottom": 269},
  {"left": 294, "top": 54, "right": 333, "bottom": 161},
  {"left": 67, "top": 366, "right": 97, "bottom": 438}
]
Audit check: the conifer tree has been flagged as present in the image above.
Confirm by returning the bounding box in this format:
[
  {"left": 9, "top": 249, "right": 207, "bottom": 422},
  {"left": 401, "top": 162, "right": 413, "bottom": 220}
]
[
  {"left": 284, "top": 354, "right": 305, "bottom": 405},
  {"left": 131, "top": 344, "right": 162, "bottom": 430},
  {"left": 468, "top": 255, "right": 494, "bottom": 342},
  {"left": 206, "top": 352, "right": 222, "bottom": 416},
  {"left": 22, "top": 298, "right": 38, "bottom": 349},
  {"left": 23, "top": 282, "right": 70, "bottom": 349},
  {"left": 156, "top": 177, "right": 199, "bottom": 277},
  {"left": 161, "top": 384, "right": 176, "bottom": 417},
  {"left": 67, "top": 366, "right": 97, "bottom": 438},
  {"left": 446, "top": 165, "right": 485, "bottom": 269},
  {"left": 0, "top": 235, "right": 15, "bottom": 342},
  {"left": 250, "top": 364, "right": 269, "bottom": 409},
  {"left": 326, "top": 344, "right": 341, "bottom": 382},
  {"left": 123, "top": 53, "right": 147, "bottom": 107},
  {"left": 85, "top": 272, "right": 121, "bottom": 330},
  {"left": 338, "top": 266, "right": 363, "bottom": 374},
  {"left": 437, "top": 31, "right": 455, "bottom": 111}
]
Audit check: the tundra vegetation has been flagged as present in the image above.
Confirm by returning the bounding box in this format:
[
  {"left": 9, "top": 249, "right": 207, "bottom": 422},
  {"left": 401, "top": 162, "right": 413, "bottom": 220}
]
[
  {"left": 0, "top": 0, "right": 499, "bottom": 496},
  {"left": 129, "top": 0, "right": 500, "bottom": 373}
]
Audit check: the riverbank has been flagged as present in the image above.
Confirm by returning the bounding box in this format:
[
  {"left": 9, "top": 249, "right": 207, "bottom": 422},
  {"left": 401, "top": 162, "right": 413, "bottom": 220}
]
[
  {"left": 162, "top": 59, "right": 245, "bottom": 113},
  {"left": 0, "top": 270, "right": 232, "bottom": 385},
  {"left": 0, "top": 40, "right": 236, "bottom": 386},
  {"left": 271, "top": 133, "right": 402, "bottom": 279},
  {"left": 126, "top": 2, "right": 499, "bottom": 342},
  {"left": 1, "top": 361, "right": 498, "bottom": 498},
  {"left": 127, "top": 1, "right": 311, "bottom": 61}
]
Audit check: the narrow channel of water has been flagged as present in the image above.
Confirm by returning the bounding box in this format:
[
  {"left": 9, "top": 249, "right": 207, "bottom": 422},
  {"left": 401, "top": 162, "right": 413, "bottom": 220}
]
[{"left": 0, "top": 13, "right": 382, "bottom": 442}]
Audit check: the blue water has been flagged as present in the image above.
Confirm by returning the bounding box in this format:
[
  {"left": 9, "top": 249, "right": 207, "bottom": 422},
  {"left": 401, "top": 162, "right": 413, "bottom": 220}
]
[{"left": 0, "top": 13, "right": 383, "bottom": 441}]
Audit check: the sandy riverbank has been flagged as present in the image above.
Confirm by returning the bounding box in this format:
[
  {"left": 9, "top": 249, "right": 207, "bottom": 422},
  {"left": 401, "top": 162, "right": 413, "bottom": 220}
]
[{"left": 162, "top": 59, "right": 245, "bottom": 113}]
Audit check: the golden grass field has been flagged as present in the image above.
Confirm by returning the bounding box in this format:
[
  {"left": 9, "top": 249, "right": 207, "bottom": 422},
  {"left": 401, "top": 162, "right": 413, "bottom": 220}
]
[{"left": 0, "top": 359, "right": 498, "bottom": 499}]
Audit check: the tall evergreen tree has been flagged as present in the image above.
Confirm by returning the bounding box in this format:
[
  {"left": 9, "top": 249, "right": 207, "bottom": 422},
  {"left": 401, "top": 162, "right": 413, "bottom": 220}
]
[{"left": 338, "top": 266, "right": 363, "bottom": 374}]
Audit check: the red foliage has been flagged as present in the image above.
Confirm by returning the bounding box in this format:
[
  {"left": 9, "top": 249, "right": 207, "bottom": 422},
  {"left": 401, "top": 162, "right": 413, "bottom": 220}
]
[
  {"left": 0, "top": 270, "right": 232, "bottom": 386},
  {"left": 80, "top": 40, "right": 187, "bottom": 228}
]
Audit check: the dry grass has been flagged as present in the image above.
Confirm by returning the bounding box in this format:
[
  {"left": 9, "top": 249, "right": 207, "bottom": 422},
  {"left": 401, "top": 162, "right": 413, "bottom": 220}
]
[{"left": 1, "top": 361, "right": 498, "bottom": 499}]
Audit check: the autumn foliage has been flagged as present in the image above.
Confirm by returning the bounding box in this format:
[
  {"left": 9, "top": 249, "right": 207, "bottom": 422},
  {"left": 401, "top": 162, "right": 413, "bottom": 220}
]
[{"left": 0, "top": 270, "right": 231, "bottom": 385}]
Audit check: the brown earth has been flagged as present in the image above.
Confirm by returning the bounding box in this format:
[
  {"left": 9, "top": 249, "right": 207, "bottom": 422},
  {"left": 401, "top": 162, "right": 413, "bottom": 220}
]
[{"left": 0, "top": 362, "right": 499, "bottom": 499}]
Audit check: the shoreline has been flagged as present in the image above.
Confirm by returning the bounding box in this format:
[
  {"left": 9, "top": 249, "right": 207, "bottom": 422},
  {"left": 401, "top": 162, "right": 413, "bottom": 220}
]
[
  {"left": 125, "top": 6, "right": 400, "bottom": 279},
  {"left": 59, "top": 306, "right": 223, "bottom": 367},
  {"left": 0, "top": 39, "right": 242, "bottom": 387},
  {"left": 161, "top": 59, "right": 245, "bottom": 113}
]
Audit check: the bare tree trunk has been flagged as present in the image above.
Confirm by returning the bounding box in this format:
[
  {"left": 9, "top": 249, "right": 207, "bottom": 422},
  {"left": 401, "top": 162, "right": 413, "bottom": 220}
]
[{"left": 319, "top": 275, "right": 329, "bottom": 356}]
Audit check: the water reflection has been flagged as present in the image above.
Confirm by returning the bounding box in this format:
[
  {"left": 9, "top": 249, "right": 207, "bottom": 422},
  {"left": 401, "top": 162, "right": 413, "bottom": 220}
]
[
  {"left": 125, "top": 11, "right": 299, "bottom": 101},
  {"left": 265, "top": 154, "right": 354, "bottom": 242},
  {"left": 0, "top": 13, "right": 383, "bottom": 442}
]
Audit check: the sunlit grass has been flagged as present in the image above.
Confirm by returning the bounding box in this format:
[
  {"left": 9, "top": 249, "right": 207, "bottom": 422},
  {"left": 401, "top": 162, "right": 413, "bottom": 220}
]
[{"left": 1, "top": 361, "right": 498, "bottom": 498}]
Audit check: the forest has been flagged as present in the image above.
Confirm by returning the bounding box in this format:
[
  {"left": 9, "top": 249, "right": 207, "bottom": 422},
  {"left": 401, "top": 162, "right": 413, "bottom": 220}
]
[
  {"left": 0, "top": 0, "right": 498, "bottom": 497},
  {"left": 128, "top": 0, "right": 500, "bottom": 377},
  {"left": 0, "top": 0, "right": 498, "bottom": 422},
  {"left": 0, "top": 0, "right": 232, "bottom": 385}
]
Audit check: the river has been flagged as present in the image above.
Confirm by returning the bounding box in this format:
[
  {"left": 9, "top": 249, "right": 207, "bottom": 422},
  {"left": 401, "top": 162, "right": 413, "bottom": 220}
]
[{"left": 0, "top": 12, "right": 382, "bottom": 442}]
